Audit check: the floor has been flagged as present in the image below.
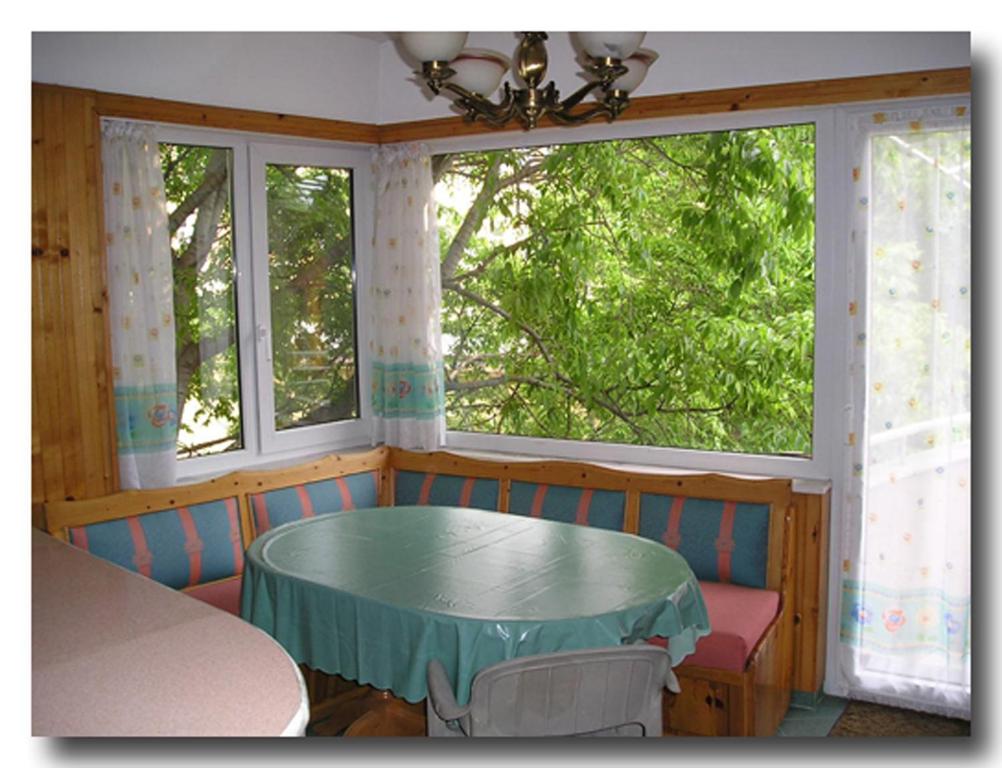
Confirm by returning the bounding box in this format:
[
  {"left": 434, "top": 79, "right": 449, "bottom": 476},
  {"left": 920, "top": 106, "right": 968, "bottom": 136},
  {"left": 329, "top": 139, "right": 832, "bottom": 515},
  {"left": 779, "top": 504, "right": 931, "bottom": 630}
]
[
  {"left": 308, "top": 693, "right": 851, "bottom": 738},
  {"left": 776, "top": 694, "right": 848, "bottom": 737}
]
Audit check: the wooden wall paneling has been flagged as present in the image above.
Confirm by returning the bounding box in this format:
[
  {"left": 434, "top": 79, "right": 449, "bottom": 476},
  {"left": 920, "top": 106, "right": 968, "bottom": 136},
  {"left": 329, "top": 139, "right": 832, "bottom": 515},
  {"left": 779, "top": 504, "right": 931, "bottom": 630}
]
[
  {"left": 82, "top": 88, "right": 119, "bottom": 495},
  {"left": 790, "top": 490, "right": 831, "bottom": 696},
  {"left": 64, "top": 91, "right": 108, "bottom": 498},
  {"left": 31, "top": 94, "right": 56, "bottom": 517},
  {"left": 51, "top": 90, "right": 87, "bottom": 500},
  {"left": 36, "top": 88, "right": 72, "bottom": 502},
  {"left": 32, "top": 84, "right": 117, "bottom": 511}
]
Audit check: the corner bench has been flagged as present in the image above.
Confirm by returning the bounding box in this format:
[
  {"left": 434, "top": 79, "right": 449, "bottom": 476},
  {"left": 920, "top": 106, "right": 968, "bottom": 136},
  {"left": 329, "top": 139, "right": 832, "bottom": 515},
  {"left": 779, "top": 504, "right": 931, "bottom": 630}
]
[{"left": 43, "top": 445, "right": 794, "bottom": 737}]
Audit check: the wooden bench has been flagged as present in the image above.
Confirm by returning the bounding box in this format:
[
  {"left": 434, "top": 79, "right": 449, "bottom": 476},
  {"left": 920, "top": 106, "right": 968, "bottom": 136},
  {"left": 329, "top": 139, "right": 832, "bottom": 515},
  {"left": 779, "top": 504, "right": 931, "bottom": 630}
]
[
  {"left": 43, "top": 444, "right": 794, "bottom": 737},
  {"left": 44, "top": 448, "right": 390, "bottom": 617}
]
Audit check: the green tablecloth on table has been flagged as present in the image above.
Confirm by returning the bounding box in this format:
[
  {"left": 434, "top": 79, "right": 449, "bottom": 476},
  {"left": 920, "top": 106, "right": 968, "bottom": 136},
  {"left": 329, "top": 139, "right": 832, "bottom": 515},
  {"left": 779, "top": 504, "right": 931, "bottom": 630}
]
[{"left": 242, "top": 505, "right": 710, "bottom": 705}]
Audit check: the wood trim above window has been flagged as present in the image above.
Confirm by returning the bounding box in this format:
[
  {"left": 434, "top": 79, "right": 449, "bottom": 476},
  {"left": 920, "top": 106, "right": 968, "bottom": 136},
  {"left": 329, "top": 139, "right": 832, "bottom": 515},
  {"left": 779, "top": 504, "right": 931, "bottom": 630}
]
[
  {"left": 377, "top": 67, "right": 971, "bottom": 143},
  {"left": 34, "top": 67, "right": 969, "bottom": 147},
  {"left": 32, "top": 83, "right": 382, "bottom": 144}
]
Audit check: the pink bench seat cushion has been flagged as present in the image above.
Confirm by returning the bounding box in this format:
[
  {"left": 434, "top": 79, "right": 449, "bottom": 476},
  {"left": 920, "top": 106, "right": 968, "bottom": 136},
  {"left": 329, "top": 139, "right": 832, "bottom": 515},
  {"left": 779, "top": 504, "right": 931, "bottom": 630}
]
[
  {"left": 649, "top": 580, "right": 779, "bottom": 673},
  {"left": 184, "top": 576, "right": 243, "bottom": 616}
]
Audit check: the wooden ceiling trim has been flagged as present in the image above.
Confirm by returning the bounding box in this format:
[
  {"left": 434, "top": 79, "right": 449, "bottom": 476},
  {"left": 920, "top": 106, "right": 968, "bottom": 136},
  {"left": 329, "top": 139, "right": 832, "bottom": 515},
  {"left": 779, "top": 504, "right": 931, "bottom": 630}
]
[{"left": 376, "top": 67, "right": 971, "bottom": 143}]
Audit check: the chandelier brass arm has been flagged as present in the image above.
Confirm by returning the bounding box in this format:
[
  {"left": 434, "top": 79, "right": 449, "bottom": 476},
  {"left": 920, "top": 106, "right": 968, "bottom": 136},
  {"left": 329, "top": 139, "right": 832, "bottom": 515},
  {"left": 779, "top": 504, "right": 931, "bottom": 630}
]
[{"left": 404, "top": 32, "right": 655, "bottom": 131}]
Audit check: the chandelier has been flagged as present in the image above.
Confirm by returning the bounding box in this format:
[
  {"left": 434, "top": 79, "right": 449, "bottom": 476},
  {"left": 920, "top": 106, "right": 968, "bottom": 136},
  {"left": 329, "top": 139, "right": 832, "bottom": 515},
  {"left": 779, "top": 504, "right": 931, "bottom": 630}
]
[{"left": 400, "top": 32, "right": 657, "bottom": 130}]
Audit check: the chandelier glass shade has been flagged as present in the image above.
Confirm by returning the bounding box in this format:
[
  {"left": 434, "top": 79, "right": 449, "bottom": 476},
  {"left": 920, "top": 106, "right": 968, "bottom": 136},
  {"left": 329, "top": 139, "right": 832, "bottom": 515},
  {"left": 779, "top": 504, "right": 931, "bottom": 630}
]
[{"left": 399, "top": 32, "right": 657, "bottom": 130}]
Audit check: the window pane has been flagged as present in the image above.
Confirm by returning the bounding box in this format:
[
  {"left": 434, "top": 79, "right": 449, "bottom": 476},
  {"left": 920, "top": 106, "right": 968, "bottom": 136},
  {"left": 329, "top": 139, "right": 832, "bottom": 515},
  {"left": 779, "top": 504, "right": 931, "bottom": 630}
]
[
  {"left": 160, "top": 143, "right": 243, "bottom": 458},
  {"left": 266, "top": 164, "right": 358, "bottom": 431},
  {"left": 434, "top": 125, "right": 816, "bottom": 456}
]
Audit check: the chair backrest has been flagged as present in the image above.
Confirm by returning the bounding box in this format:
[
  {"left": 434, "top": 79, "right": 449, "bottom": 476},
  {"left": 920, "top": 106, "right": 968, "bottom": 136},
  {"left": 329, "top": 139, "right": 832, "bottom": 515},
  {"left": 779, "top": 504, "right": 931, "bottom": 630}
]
[{"left": 454, "top": 646, "right": 670, "bottom": 737}]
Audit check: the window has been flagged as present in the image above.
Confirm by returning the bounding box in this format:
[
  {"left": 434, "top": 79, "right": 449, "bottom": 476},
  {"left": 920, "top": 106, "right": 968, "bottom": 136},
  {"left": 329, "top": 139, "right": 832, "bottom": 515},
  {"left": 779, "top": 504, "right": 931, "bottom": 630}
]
[
  {"left": 162, "top": 143, "right": 243, "bottom": 457},
  {"left": 433, "top": 120, "right": 819, "bottom": 466},
  {"left": 158, "top": 128, "right": 371, "bottom": 475},
  {"left": 263, "top": 164, "right": 358, "bottom": 432}
]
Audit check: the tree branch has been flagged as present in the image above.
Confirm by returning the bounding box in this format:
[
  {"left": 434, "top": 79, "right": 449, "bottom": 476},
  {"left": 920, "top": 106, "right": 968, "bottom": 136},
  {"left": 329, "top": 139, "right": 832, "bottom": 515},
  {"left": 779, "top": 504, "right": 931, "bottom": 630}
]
[
  {"left": 441, "top": 281, "right": 557, "bottom": 368},
  {"left": 440, "top": 153, "right": 551, "bottom": 283},
  {"left": 168, "top": 150, "right": 228, "bottom": 235},
  {"left": 440, "top": 154, "right": 503, "bottom": 282},
  {"left": 175, "top": 326, "right": 236, "bottom": 429}
]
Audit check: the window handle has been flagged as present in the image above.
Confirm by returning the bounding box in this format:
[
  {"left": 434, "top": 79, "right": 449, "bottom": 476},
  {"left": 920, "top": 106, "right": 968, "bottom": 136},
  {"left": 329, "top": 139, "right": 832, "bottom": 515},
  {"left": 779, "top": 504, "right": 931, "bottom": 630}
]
[{"left": 257, "top": 323, "right": 272, "bottom": 363}]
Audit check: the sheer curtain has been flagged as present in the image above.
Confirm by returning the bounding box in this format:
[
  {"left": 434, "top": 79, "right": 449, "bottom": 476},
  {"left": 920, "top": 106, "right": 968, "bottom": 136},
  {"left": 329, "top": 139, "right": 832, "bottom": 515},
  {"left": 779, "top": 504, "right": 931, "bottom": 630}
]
[
  {"left": 368, "top": 143, "right": 446, "bottom": 450},
  {"left": 836, "top": 101, "right": 971, "bottom": 718},
  {"left": 102, "top": 121, "right": 178, "bottom": 489}
]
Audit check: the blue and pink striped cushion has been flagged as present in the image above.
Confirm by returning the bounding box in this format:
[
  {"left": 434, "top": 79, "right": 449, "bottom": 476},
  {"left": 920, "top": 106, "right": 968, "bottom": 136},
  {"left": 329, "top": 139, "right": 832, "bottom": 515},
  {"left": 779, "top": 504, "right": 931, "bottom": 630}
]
[
  {"left": 508, "top": 482, "right": 625, "bottom": 531},
  {"left": 250, "top": 470, "right": 379, "bottom": 535},
  {"left": 637, "top": 493, "right": 771, "bottom": 588},
  {"left": 67, "top": 498, "right": 245, "bottom": 591},
  {"left": 394, "top": 470, "right": 499, "bottom": 510}
]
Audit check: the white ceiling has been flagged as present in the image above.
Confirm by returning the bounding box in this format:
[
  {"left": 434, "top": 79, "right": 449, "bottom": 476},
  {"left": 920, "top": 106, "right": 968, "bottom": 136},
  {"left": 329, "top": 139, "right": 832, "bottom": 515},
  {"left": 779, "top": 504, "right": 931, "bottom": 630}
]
[{"left": 342, "top": 32, "right": 394, "bottom": 43}]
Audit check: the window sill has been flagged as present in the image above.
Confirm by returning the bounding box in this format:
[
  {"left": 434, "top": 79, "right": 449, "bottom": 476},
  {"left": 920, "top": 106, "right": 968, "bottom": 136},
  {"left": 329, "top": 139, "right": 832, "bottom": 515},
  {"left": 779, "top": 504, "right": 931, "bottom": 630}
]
[{"left": 174, "top": 439, "right": 375, "bottom": 486}]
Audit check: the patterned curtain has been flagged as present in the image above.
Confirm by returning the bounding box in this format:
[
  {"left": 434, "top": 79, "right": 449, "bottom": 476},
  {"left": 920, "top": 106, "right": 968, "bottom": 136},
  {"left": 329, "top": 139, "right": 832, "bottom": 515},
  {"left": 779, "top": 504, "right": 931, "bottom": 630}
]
[
  {"left": 369, "top": 143, "right": 446, "bottom": 450},
  {"left": 102, "top": 121, "right": 178, "bottom": 489},
  {"left": 838, "top": 102, "right": 971, "bottom": 718}
]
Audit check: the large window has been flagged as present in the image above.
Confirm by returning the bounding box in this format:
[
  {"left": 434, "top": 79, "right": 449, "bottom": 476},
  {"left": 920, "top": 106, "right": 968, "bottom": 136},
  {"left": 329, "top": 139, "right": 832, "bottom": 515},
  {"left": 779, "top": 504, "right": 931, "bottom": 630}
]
[
  {"left": 433, "top": 122, "right": 817, "bottom": 458},
  {"left": 158, "top": 129, "right": 370, "bottom": 474}
]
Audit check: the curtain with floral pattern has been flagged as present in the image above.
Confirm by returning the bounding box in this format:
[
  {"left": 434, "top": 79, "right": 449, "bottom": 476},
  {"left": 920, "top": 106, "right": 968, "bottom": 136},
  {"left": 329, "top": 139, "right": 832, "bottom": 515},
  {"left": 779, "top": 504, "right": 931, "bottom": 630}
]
[
  {"left": 102, "top": 121, "right": 178, "bottom": 489},
  {"left": 837, "top": 102, "right": 971, "bottom": 718},
  {"left": 368, "top": 143, "right": 446, "bottom": 450}
]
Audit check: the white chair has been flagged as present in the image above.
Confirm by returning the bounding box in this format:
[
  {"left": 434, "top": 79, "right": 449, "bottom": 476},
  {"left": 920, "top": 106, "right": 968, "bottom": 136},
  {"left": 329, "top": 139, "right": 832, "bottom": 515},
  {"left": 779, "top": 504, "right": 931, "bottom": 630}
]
[{"left": 426, "top": 645, "right": 679, "bottom": 737}]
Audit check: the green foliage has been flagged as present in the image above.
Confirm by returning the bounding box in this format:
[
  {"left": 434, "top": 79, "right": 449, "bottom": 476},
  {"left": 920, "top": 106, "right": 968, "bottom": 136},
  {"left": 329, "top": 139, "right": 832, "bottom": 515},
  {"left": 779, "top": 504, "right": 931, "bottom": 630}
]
[
  {"left": 161, "top": 147, "right": 358, "bottom": 456},
  {"left": 161, "top": 144, "right": 242, "bottom": 455},
  {"left": 265, "top": 165, "right": 357, "bottom": 431},
  {"left": 436, "top": 124, "right": 817, "bottom": 455},
  {"left": 164, "top": 123, "right": 817, "bottom": 460}
]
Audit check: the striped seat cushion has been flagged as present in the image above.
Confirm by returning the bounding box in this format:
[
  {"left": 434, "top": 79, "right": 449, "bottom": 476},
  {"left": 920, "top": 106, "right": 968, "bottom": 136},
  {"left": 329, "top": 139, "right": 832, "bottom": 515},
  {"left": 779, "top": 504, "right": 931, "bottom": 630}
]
[
  {"left": 250, "top": 470, "right": 379, "bottom": 535},
  {"left": 394, "top": 470, "right": 499, "bottom": 511},
  {"left": 638, "top": 493, "right": 771, "bottom": 588},
  {"left": 67, "top": 497, "right": 245, "bottom": 590},
  {"left": 508, "top": 481, "right": 625, "bottom": 531}
]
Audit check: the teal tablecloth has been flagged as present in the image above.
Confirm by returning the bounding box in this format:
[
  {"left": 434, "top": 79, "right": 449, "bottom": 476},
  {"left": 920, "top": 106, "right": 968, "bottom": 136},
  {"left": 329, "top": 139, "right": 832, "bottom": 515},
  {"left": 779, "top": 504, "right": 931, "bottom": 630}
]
[{"left": 242, "top": 506, "right": 710, "bottom": 705}]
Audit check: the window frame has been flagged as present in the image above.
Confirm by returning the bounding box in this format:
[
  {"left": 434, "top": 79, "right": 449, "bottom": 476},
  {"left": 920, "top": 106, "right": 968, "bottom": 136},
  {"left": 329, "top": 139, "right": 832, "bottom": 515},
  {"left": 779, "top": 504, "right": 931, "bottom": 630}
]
[
  {"left": 152, "top": 124, "right": 373, "bottom": 481},
  {"left": 423, "top": 106, "right": 842, "bottom": 482},
  {"left": 248, "top": 142, "right": 373, "bottom": 454}
]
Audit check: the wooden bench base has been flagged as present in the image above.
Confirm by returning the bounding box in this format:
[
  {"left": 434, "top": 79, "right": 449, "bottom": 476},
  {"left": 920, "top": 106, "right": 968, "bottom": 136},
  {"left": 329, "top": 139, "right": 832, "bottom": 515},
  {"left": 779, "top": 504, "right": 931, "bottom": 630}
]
[{"left": 664, "top": 608, "right": 792, "bottom": 737}]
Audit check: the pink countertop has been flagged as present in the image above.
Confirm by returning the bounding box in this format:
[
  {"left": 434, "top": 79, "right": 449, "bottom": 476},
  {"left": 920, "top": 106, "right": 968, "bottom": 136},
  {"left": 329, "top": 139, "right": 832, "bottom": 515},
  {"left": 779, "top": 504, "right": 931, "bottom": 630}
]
[{"left": 32, "top": 529, "right": 308, "bottom": 736}]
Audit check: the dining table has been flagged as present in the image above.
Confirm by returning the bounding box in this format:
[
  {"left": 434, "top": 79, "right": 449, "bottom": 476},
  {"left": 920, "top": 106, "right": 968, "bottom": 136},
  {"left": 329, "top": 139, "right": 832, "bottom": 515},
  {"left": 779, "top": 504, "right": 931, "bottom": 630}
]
[
  {"left": 241, "top": 504, "right": 710, "bottom": 736},
  {"left": 32, "top": 528, "right": 309, "bottom": 736}
]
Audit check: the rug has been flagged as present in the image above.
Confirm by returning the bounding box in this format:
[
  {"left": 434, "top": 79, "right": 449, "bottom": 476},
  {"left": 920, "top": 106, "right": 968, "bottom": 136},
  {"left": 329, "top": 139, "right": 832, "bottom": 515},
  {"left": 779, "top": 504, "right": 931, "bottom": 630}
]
[{"left": 828, "top": 700, "right": 970, "bottom": 737}]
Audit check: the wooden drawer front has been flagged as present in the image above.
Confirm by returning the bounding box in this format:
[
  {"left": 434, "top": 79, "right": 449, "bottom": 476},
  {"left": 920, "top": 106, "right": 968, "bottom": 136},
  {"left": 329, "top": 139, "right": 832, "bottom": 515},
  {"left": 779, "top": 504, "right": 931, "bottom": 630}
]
[{"left": 664, "top": 678, "right": 730, "bottom": 736}]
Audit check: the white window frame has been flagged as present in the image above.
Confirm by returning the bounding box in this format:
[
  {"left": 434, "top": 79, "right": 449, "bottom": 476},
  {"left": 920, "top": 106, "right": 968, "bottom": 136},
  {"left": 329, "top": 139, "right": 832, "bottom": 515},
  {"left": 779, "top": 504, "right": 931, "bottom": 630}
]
[
  {"left": 248, "top": 142, "right": 373, "bottom": 454},
  {"left": 421, "top": 106, "right": 842, "bottom": 482},
  {"left": 151, "top": 124, "right": 373, "bottom": 481}
]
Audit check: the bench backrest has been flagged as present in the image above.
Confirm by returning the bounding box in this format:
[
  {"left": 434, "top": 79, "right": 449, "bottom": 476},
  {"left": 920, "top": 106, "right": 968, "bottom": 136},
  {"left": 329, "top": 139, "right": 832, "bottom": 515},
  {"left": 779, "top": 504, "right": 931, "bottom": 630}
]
[
  {"left": 44, "top": 447, "right": 790, "bottom": 595},
  {"left": 45, "top": 476, "right": 253, "bottom": 591},
  {"left": 43, "top": 448, "right": 390, "bottom": 589},
  {"left": 245, "top": 451, "right": 386, "bottom": 536},
  {"left": 389, "top": 449, "right": 792, "bottom": 593}
]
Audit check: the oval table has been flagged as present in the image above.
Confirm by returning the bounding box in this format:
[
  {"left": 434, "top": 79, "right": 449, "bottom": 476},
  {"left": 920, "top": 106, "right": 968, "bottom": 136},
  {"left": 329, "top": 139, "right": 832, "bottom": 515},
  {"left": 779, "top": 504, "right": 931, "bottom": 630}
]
[
  {"left": 241, "top": 505, "right": 710, "bottom": 735},
  {"left": 32, "top": 529, "right": 309, "bottom": 736}
]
